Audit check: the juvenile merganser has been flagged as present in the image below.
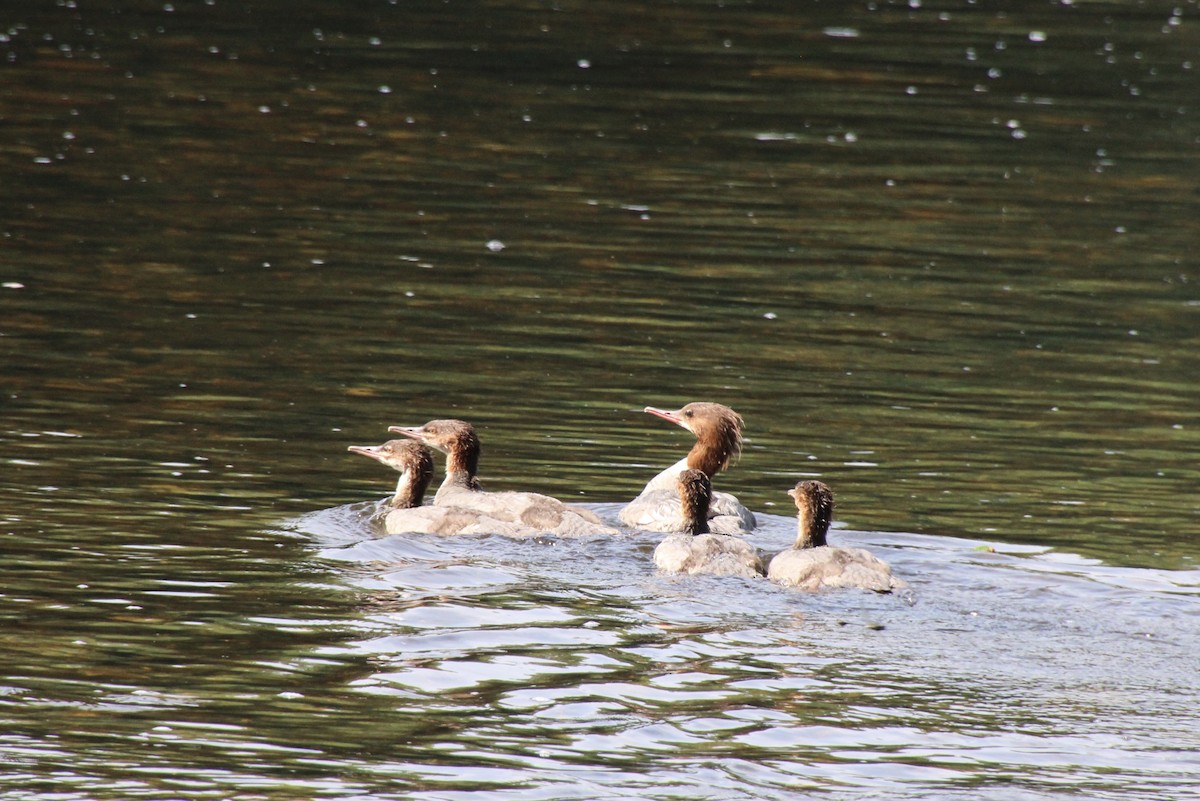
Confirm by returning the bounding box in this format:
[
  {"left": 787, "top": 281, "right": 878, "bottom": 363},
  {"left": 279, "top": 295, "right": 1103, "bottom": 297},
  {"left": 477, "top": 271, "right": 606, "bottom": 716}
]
[
  {"left": 347, "top": 439, "right": 434, "bottom": 509},
  {"left": 348, "top": 439, "right": 517, "bottom": 536},
  {"left": 767, "top": 480, "right": 906, "bottom": 592},
  {"left": 389, "top": 419, "right": 621, "bottom": 537},
  {"left": 619, "top": 402, "right": 756, "bottom": 534},
  {"left": 653, "top": 469, "right": 765, "bottom": 578}
]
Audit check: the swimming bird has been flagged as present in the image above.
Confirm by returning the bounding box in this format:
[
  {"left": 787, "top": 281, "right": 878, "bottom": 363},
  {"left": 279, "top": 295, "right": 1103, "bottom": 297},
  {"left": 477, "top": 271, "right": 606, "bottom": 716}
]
[
  {"left": 653, "top": 469, "right": 764, "bottom": 578},
  {"left": 347, "top": 438, "right": 517, "bottom": 536},
  {"left": 620, "top": 402, "right": 756, "bottom": 534},
  {"left": 767, "top": 480, "right": 906, "bottom": 592},
  {"left": 389, "top": 419, "right": 620, "bottom": 537}
]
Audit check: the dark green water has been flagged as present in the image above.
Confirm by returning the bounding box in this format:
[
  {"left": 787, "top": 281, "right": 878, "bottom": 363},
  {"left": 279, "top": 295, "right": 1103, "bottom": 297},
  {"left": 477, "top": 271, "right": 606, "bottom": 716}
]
[{"left": 2, "top": 1, "right": 1199, "bottom": 798}]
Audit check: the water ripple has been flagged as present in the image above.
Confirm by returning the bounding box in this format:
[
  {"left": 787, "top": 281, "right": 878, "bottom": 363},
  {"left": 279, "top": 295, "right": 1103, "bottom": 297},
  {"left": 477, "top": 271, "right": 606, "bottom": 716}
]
[{"left": 271, "top": 501, "right": 1200, "bottom": 799}]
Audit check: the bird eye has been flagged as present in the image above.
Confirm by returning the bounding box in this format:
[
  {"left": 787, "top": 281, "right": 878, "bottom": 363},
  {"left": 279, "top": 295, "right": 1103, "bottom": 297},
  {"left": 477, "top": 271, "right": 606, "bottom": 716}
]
[{"left": 684, "top": 409, "right": 694, "bottom": 418}]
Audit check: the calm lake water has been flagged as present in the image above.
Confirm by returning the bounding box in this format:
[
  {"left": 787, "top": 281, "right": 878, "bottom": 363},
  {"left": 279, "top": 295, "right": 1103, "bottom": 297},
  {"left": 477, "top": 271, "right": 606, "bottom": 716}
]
[{"left": 2, "top": 1, "right": 1199, "bottom": 798}]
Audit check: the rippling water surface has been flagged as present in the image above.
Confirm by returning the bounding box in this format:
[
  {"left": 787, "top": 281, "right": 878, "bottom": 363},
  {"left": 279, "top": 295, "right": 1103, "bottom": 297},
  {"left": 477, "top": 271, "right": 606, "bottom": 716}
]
[{"left": 2, "top": 0, "right": 1199, "bottom": 798}]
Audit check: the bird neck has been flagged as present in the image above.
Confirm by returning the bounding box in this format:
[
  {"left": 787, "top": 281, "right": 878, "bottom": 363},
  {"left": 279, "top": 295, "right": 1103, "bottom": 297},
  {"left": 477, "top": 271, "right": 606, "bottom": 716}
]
[
  {"left": 794, "top": 512, "right": 828, "bottom": 549},
  {"left": 390, "top": 470, "right": 426, "bottom": 509},
  {"left": 681, "top": 492, "right": 711, "bottom": 535},
  {"left": 441, "top": 433, "right": 481, "bottom": 486},
  {"left": 684, "top": 429, "right": 738, "bottom": 477}
]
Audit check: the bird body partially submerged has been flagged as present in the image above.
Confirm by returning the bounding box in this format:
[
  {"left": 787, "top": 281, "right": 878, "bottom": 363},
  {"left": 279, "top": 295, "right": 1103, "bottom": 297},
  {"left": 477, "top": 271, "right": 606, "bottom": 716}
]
[
  {"left": 767, "top": 480, "right": 905, "bottom": 593},
  {"left": 653, "top": 469, "right": 764, "bottom": 579},
  {"left": 388, "top": 419, "right": 620, "bottom": 537}
]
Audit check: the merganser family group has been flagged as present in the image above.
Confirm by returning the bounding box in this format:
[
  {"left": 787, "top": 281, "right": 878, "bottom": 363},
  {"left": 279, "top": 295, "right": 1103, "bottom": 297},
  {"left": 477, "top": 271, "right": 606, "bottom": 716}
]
[{"left": 348, "top": 402, "right": 905, "bottom": 593}]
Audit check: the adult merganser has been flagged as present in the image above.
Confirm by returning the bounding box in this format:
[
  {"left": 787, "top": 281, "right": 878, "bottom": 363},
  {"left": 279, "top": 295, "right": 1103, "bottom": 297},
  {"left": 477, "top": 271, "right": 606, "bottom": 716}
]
[
  {"left": 347, "top": 439, "right": 516, "bottom": 536},
  {"left": 389, "top": 419, "right": 620, "bottom": 537},
  {"left": 653, "top": 469, "right": 765, "bottom": 578},
  {"left": 619, "top": 402, "right": 756, "bottom": 534},
  {"left": 767, "top": 480, "right": 906, "bottom": 592}
]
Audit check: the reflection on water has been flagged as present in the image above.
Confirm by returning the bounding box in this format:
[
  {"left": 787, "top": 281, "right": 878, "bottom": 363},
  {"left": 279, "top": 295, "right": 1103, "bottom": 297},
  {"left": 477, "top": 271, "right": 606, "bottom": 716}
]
[
  {"left": 8, "top": 501, "right": 1195, "bottom": 800},
  {"left": 2, "top": 0, "right": 1199, "bottom": 798}
]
